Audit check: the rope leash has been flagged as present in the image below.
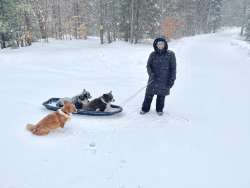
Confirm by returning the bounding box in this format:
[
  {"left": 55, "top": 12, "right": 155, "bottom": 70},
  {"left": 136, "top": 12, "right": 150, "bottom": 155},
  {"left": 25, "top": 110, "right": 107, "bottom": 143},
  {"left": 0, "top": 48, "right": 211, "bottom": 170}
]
[{"left": 119, "top": 80, "right": 153, "bottom": 106}]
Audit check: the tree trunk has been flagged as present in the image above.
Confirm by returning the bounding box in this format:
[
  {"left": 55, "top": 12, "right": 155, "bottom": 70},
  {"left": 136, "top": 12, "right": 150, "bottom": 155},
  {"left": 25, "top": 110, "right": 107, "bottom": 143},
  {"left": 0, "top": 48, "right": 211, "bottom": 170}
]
[
  {"left": 134, "top": 0, "right": 139, "bottom": 44},
  {"left": 57, "top": 0, "right": 62, "bottom": 39},
  {"left": 0, "top": 33, "right": 6, "bottom": 49},
  {"left": 0, "top": 0, "right": 6, "bottom": 49},
  {"left": 100, "top": 0, "right": 104, "bottom": 44},
  {"left": 130, "top": 0, "right": 135, "bottom": 43},
  {"left": 241, "top": 0, "right": 247, "bottom": 36}
]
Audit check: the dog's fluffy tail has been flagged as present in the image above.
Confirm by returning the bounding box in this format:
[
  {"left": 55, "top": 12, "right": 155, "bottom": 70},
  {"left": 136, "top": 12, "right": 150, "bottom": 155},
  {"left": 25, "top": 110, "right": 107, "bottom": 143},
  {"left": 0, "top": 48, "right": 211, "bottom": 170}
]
[{"left": 26, "top": 124, "right": 36, "bottom": 132}]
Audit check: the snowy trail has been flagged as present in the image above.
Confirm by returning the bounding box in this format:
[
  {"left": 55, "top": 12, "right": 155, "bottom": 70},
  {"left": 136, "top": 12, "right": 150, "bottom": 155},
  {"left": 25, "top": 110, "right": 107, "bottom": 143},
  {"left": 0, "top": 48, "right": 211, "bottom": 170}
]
[{"left": 0, "top": 29, "right": 250, "bottom": 188}]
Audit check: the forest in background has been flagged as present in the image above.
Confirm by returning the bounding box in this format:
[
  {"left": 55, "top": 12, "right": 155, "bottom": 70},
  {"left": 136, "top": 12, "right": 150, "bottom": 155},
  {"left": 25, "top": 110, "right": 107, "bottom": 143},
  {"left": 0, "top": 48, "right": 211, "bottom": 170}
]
[{"left": 0, "top": 0, "right": 250, "bottom": 49}]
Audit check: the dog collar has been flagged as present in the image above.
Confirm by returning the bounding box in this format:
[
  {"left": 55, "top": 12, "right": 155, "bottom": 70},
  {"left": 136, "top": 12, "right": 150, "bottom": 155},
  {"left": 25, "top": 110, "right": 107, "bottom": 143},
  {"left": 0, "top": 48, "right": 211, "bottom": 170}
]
[
  {"left": 57, "top": 109, "right": 70, "bottom": 119},
  {"left": 101, "top": 97, "right": 108, "bottom": 104}
]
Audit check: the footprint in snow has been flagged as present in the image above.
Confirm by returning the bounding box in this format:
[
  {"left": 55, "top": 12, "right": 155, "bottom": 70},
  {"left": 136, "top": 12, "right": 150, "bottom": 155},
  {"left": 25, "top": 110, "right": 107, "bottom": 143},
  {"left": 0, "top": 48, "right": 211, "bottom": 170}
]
[
  {"left": 88, "top": 142, "right": 96, "bottom": 154},
  {"left": 89, "top": 142, "right": 96, "bottom": 147},
  {"left": 119, "top": 159, "right": 127, "bottom": 168}
]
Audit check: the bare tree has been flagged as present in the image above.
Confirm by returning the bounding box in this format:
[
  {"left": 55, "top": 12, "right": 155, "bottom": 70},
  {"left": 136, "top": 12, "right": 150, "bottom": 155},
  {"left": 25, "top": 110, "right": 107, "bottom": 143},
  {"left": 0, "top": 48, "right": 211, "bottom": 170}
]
[{"left": 99, "top": 0, "right": 104, "bottom": 44}]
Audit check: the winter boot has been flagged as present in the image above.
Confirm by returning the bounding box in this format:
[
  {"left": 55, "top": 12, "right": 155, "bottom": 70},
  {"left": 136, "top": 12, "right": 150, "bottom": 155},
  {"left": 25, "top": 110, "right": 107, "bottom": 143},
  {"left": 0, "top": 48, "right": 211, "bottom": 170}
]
[
  {"left": 140, "top": 110, "right": 148, "bottom": 115},
  {"left": 157, "top": 111, "right": 164, "bottom": 116}
]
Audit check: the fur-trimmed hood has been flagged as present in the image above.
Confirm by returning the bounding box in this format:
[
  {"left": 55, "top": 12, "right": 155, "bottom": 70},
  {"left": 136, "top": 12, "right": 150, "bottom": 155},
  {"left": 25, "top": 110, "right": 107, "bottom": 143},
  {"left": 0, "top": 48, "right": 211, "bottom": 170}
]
[{"left": 153, "top": 37, "right": 168, "bottom": 53}]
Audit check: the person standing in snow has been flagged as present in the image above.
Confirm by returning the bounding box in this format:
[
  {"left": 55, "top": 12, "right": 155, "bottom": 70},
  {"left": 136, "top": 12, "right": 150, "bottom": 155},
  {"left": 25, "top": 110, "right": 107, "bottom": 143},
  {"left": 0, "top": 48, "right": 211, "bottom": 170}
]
[{"left": 140, "top": 37, "right": 176, "bottom": 116}]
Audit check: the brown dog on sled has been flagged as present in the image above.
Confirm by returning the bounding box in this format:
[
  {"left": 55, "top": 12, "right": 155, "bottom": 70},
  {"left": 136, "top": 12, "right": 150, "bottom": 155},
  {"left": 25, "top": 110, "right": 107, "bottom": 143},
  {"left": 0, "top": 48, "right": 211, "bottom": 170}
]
[{"left": 26, "top": 101, "right": 77, "bottom": 136}]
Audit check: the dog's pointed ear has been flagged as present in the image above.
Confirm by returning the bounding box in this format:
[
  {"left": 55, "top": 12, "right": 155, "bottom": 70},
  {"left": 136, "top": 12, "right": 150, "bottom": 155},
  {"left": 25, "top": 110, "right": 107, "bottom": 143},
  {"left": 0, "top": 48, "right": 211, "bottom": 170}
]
[
  {"left": 109, "top": 91, "right": 112, "bottom": 94},
  {"left": 83, "top": 89, "right": 86, "bottom": 93}
]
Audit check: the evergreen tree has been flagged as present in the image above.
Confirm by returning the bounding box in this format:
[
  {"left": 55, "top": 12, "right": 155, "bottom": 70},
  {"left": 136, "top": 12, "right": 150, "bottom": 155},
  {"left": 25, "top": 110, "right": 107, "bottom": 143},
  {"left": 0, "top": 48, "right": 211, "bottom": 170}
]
[
  {"left": 0, "top": 0, "right": 18, "bottom": 48},
  {"left": 245, "top": 13, "right": 250, "bottom": 40},
  {"left": 208, "top": 0, "right": 223, "bottom": 33},
  {"left": 118, "top": 0, "right": 130, "bottom": 41},
  {"left": 140, "top": 0, "right": 161, "bottom": 38}
]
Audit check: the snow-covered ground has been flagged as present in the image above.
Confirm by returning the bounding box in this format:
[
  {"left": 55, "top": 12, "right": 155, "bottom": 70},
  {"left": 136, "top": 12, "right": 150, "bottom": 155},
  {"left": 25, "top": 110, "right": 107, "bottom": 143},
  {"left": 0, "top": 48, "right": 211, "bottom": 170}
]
[{"left": 0, "top": 28, "right": 250, "bottom": 188}]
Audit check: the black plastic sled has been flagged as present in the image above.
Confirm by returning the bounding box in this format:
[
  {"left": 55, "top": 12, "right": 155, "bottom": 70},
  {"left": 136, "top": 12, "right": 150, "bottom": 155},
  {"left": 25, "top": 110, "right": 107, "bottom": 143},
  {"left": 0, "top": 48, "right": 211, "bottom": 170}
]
[{"left": 42, "top": 98, "right": 123, "bottom": 116}]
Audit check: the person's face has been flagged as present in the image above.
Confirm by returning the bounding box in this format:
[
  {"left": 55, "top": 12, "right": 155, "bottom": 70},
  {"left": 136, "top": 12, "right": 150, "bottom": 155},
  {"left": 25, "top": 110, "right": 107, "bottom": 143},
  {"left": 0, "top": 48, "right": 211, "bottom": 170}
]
[{"left": 157, "top": 41, "right": 165, "bottom": 50}]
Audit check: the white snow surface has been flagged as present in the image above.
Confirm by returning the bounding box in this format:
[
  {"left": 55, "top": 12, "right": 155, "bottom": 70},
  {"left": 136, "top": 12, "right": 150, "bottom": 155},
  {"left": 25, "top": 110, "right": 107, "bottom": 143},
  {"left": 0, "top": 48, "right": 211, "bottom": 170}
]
[{"left": 0, "top": 28, "right": 250, "bottom": 188}]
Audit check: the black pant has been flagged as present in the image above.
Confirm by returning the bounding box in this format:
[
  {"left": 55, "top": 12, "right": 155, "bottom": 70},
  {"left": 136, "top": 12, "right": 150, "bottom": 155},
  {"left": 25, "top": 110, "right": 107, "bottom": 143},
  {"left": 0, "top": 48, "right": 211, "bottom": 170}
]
[{"left": 142, "top": 93, "right": 165, "bottom": 112}]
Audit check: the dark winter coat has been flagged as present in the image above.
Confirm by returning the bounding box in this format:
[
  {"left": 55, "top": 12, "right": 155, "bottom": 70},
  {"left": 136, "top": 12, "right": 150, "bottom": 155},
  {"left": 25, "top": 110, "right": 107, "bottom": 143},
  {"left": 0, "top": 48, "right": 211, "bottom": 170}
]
[{"left": 146, "top": 37, "right": 176, "bottom": 96}]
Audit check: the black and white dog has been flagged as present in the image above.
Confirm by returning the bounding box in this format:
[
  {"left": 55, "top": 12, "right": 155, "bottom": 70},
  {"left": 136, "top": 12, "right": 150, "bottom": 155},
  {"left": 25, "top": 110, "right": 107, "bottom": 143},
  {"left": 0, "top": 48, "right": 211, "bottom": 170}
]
[
  {"left": 56, "top": 89, "right": 92, "bottom": 109},
  {"left": 86, "top": 91, "right": 115, "bottom": 112}
]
